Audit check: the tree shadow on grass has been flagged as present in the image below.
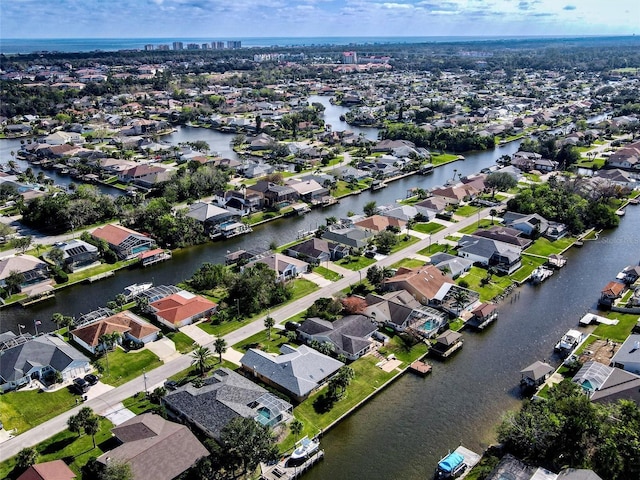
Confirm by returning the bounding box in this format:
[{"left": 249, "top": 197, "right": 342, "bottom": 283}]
[
  {"left": 312, "top": 393, "right": 335, "bottom": 414},
  {"left": 40, "top": 436, "right": 76, "bottom": 455}
]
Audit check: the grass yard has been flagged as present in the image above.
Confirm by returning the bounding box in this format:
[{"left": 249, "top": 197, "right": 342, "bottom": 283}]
[
  {"left": 286, "top": 356, "right": 397, "bottom": 452},
  {"left": 233, "top": 328, "right": 296, "bottom": 354},
  {"left": 389, "top": 234, "right": 420, "bottom": 254},
  {"left": 452, "top": 205, "right": 481, "bottom": 217},
  {"left": 412, "top": 222, "right": 446, "bottom": 234},
  {"left": 593, "top": 312, "right": 639, "bottom": 343},
  {"left": 289, "top": 278, "right": 319, "bottom": 299},
  {"left": 510, "top": 256, "right": 547, "bottom": 283},
  {"left": 458, "top": 219, "right": 501, "bottom": 235},
  {"left": 417, "top": 243, "right": 450, "bottom": 256},
  {"left": 64, "top": 259, "right": 137, "bottom": 285},
  {"left": 199, "top": 317, "right": 253, "bottom": 337},
  {"left": 431, "top": 153, "right": 460, "bottom": 165},
  {"left": 0, "top": 417, "right": 114, "bottom": 480},
  {"left": 314, "top": 266, "right": 342, "bottom": 281},
  {"left": 390, "top": 258, "right": 425, "bottom": 269},
  {"left": 166, "top": 331, "right": 196, "bottom": 353},
  {"left": 377, "top": 333, "right": 428, "bottom": 364},
  {"left": 524, "top": 237, "right": 576, "bottom": 256},
  {"left": 336, "top": 255, "right": 377, "bottom": 271},
  {"left": 98, "top": 348, "right": 162, "bottom": 387},
  {"left": 0, "top": 387, "right": 78, "bottom": 434},
  {"left": 457, "top": 267, "right": 513, "bottom": 302}
]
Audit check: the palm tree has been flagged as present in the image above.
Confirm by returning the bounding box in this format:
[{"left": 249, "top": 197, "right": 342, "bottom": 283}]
[
  {"left": 490, "top": 209, "right": 497, "bottom": 225},
  {"left": 213, "top": 337, "right": 227, "bottom": 364},
  {"left": 290, "top": 419, "right": 303, "bottom": 441},
  {"left": 451, "top": 289, "right": 469, "bottom": 317},
  {"left": 84, "top": 415, "right": 100, "bottom": 449},
  {"left": 264, "top": 316, "right": 275, "bottom": 340},
  {"left": 99, "top": 331, "right": 121, "bottom": 352},
  {"left": 191, "top": 346, "right": 213, "bottom": 376}
]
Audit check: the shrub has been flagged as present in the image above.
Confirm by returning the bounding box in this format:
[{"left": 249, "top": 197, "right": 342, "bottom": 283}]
[
  {"left": 52, "top": 266, "right": 68, "bottom": 283},
  {"left": 459, "top": 279, "right": 470, "bottom": 288}
]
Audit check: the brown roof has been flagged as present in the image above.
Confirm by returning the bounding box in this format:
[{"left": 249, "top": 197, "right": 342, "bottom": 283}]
[
  {"left": 384, "top": 265, "right": 455, "bottom": 300},
  {"left": 138, "top": 248, "right": 165, "bottom": 259},
  {"left": 17, "top": 460, "right": 76, "bottom": 480},
  {"left": 354, "top": 214, "right": 406, "bottom": 232},
  {"left": 97, "top": 413, "right": 208, "bottom": 480},
  {"left": 72, "top": 312, "right": 158, "bottom": 346},
  {"left": 150, "top": 292, "right": 217, "bottom": 325},
  {"left": 91, "top": 224, "right": 149, "bottom": 247},
  {"left": 601, "top": 281, "right": 625, "bottom": 297},
  {"left": 471, "top": 303, "right": 497, "bottom": 318}
]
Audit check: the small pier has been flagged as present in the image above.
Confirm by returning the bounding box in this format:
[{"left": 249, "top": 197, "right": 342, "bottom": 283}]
[
  {"left": 409, "top": 360, "right": 432, "bottom": 376},
  {"left": 86, "top": 271, "right": 114, "bottom": 283},
  {"left": 139, "top": 248, "right": 172, "bottom": 267},
  {"left": 261, "top": 451, "right": 324, "bottom": 480}
]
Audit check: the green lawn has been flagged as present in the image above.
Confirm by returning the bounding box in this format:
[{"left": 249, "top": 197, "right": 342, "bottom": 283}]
[
  {"left": 417, "top": 243, "right": 450, "bottom": 256},
  {"left": 166, "top": 331, "right": 196, "bottom": 353},
  {"left": 593, "top": 312, "right": 638, "bottom": 343},
  {"left": 412, "top": 222, "right": 446, "bottom": 234},
  {"left": 458, "top": 219, "right": 501, "bottom": 235},
  {"left": 457, "top": 267, "right": 513, "bottom": 302},
  {"left": 98, "top": 348, "right": 162, "bottom": 387},
  {"left": 524, "top": 237, "right": 576, "bottom": 256},
  {"left": 452, "top": 205, "right": 481, "bottom": 217},
  {"left": 286, "top": 356, "right": 397, "bottom": 452},
  {"left": 431, "top": 153, "right": 459, "bottom": 165},
  {"left": 510, "top": 256, "right": 547, "bottom": 283},
  {"left": 122, "top": 392, "right": 158, "bottom": 415},
  {"left": 233, "top": 328, "right": 295, "bottom": 354},
  {"left": 336, "top": 255, "right": 377, "bottom": 271},
  {"left": 0, "top": 417, "right": 114, "bottom": 480},
  {"left": 314, "top": 266, "right": 342, "bottom": 281},
  {"left": 289, "top": 278, "right": 318, "bottom": 299},
  {"left": 390, "top": 258, "right": 426, "bottom": 269},
  {"left": 246, "top": 211, "right": 282, "bottom": 225},
  {"left": 388, "top": 234, "right": 420, "bottom": 254},
  {"left": 64, "top": 259, "right": 137, "bottom": 285},
  {"left": 0, "top": 387, "right": 78, "bottom": 434},
  {"left": 377, "top": 333, "right": 428, "bottom": 364}
]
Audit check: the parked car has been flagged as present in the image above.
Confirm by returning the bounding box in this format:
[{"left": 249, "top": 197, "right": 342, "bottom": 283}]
[
  {"left": 73, "top": 377, "right": 90, "bottom": 394},
  {"left": 164, "top": 380, "right": 179, "bottom": 391},
  {"left": 285, "top": 321, "right": 301, "bottom": 331},
  {"left": 84, "top": 374, "right": 99, "bottom": 386}
]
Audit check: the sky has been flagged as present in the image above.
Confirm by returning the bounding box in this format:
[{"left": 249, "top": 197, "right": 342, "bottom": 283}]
[{"left": 1, "top": 0, "right": 638, "bottom": 39}]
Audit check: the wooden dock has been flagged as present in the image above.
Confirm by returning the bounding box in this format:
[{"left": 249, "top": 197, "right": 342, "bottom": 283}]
[
  {"left": 409, "top": 360, "right": 432, "bottom": 376},
  {"left": 86, "top": 271, "right": 114, "bottom": 283}
]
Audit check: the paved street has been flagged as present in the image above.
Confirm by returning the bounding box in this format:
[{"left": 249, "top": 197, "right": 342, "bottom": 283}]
[{"left": 0, "top": 205, "right": 496, "bottom": 462}]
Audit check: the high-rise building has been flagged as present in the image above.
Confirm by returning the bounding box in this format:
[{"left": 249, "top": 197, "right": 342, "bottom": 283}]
[
  {"left": 342, "top": 51, "right": 357, "bottom": 64},
  {"left": 157, "top": 45, "right": 170, "bottom": 51},
  {"left": 212, "top": 41, "right": 225, "bottom": 50},
  {"left": 227, "top": 40, "right": 242, "bottom": 49},
  {"left": 144, "top": 44, "right": 155, "bottom": 51},
  {"left": 201, "top": 43, "right": 210, "bottom": 50},
  {"left": 172, "top": 42, "right": 184, "bottom": 50},
  {"left": 187, "top": 43, "right": 200, "bottom": 50}
]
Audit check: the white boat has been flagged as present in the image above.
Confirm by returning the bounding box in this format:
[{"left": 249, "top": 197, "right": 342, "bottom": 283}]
[
  {"left": 555, "top": 329, "right": 584, "bottom": 353},
  {"left": 530, "top": 266, "right": 554, "bottom": 284},
  {"left": 290, "top": 436, "right": 319, "bottom": 462},
  {"left": 124, "top": 282, "right": 153, "bottom": 298}
]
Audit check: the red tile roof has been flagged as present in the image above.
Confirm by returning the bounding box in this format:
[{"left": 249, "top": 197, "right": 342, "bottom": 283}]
[
  {"left": 91, "top": 224, "right": 149, "bottom": 247},
  {"left": 72, "top": 312, "right": 158, "bottom": 347},
  {"left": 150, "top": 292, "right": 217, "bottom": 325}
]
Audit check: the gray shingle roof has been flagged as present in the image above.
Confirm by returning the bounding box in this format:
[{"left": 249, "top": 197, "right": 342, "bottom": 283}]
[{"left": 298, "top": 315, "right": 377, "bottom": 356}]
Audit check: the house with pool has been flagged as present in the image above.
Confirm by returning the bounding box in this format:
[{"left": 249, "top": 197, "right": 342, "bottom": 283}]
[{"left": 91, "top": 224, "right": 155, "bottom": 260}]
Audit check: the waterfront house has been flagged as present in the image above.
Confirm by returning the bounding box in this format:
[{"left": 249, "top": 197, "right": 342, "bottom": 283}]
[
  {"left": 286, "top": 178, "right": 329, "bottom": 203},
  {"left": 428, "top": 252, "right": 473, "bottom": 279},
  {"left": 605, "top": 140, "right": 640, "bottom": 171},
  {"left": 240, "top": 344, "right": 344, "bottom": 402},
  {"left": 244, "top": 253, "right": 309, "bottom": 282},
  {"left": 297, "top": 314, "right": 378, "bottom": 361},
  {"left": 457, "top": 235, "right": 522, "bottom": 275},
  {"left": 17, "top": 460, "right": 76, "bottom": 480},
  {"left": 468, "top": 303, "right": 498, "bottom": 330},
  {"left": 286, "top": 238, "right": 347, "bottom": 263},
  {"left": 97, "top": 413, "right": 208, "bottom": 480},
  {"left": 471, "top": 226, "right": 532, "bottom": 249},
  {"left": 0, "top": 254, "right": 50, "bottom": 292},
  {"left": 148, "top": 290, "right": 217, "bottom": 330},
  {"left": 247, "top": 181, "right": 298, "bottom": 208},
  {"left": 354, "top": 214, "right": 406, "bottom": 233},
  {"left": 573, "top": 360, "right": 640, "bottom": 404},
  {"left": 49, "top": 239, "right": 100, "bottom": 271},
  {"left": 610, "top": 334, "right": 640, "bottom": 375},
  {"left": 91, "top": 224, "right": 155, "bottom": 260},
  {"left": 162, "top": 368, "right": 292, "bottom": 440},
  {"left": 520, "top": 360, "right": 554, "bottom": 390},
  {"left": 502, "top": 211, "right": 549, "bottom": 238},
  {"left": 184, "top": 201, "right": 235, "bottom": 232},
  {"left": 118, "top": 164, "right": 174, "bottom": 188},
  {"left": 384, "top": 265, "right": 456, "bottom": 305},
  {"left": 0, "top": 334, "right": 90, "bottom": 392},
  {"left": 322, "top": 226, "right": 376, "bottom": 249},
  {"left": 598, "top": 281, "right": 626, "bottom": 307},
  {"left": 71, "top": 311, "right": 159, "bottom": 354}
]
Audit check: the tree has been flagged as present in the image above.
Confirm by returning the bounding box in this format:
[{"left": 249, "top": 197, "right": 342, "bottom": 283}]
[
  {"left": 290, "top": 419, "right": 304, "bottom": 441},
  {"left": 67, "top": 413, "right": 84, "bottom": 438},
  {"left": 100, "top": 461, "right": 133, "bottom": 480},
  {"left": 191, "top": 346, "right": 214, "bottom": 376},
  {"left": 84, "top": 414, "right": 100, "bottom": 448},
  {"left": 213, "top": 337, "right": 228, "bottom": 363},
  {"left": 451, "top": 288, "right": 469, "bottom": 316},
  {"left": 99, "top": 331, "right": 121, "bottom": 352},
  {"left": 114, "top": 293, "right": 127, "bottom": 310},
  {"left": 375, "top": 230, "right": 398, "bottom": 255},
  {"left": 52, "top": 312, "right": 74, "bottom": 330},
  {"left": 4, "top": 270, "right": 25, "bottom": 295},
  {"left": 489, "top": 208, "right": 498, "bottom": 224},
  {"left": 135, "top": 295, "right": 149, "bottom": 312},
  {"left": 485, "top": 172, "right": 517, "bottom": 198},
  {"left": 16, "top": 447, "right": 38, "bottom": 471},
  {"left": 10, "top": 235, "right": 32, "bottom": 253},
  {"left": 363, "top": 201, "right": 377, "bottom": 217},
  {"left": 220, "top": 417, "right": 278, "bottom": 475},
  {"left": 48, "top": 247, "right": 65, "bottom": 267},
  {"left": 264, "top": 316, "right": 275, "bottom": 340},
  {"left": 328, "top": 366, "right": 355, "bottom": 400},
  {"left": 341, "top": 296, "right": 368, "bottom": 314}
]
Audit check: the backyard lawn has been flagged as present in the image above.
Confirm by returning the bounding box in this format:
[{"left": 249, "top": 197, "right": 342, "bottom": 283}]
[
  {"left": 412, "top": 222, "right": 446, "bottom": 234},
  {"left": 417, "top": 242, "right": 450, "bottom": 256},
  {"left": 524, "top": 237, "right": 576, "bottom": 256},
  {"left": 98, "top": 348, "right": 162, "bottom": 387},
  {"left": 64, "top": 259, "right": 137, "bottom": 285},
  {"left": 431, "top": 153, "right": 460, "bottom": 165},
  {"left": 0, "top": 386, "right": 78, "bottom": 434},
  {"left": 458, "top": 219, "right": 501, "bottom": 235},
  {"left": 593, "top": 312, "right": 639, "bottom": 343},
  {"left": 233, "top": 328, "right": 296, "bottom": 354},
  {"left": 510, "top": 256, "right": 547, "bottom": 283},
  {"left": 457, "top": 267, "right": 513, "bottom": 302},
  {"left": 0, "top": 417, "right": 114, "bottom": 480}
]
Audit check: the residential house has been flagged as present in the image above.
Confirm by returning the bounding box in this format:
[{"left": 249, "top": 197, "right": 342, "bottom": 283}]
[
  {"left": 247, "top": 181, "right": 298, "bottom": 208},
  {"left": 429, "top": 252, "right": 473, "bottom": 278},
  {"left": 71, "top": 311, "right": 159, "bottom": 354},
  {"left": 384, "top": 265, "right": 456, "bottom": 305},
  {"left": 472, "top": 226, "right": 532, "bottom": 249},
  {"left": 41, "top": 131, "right": 85, "bottom": 145},
  {"left": 430, "top": 183, "right": 480, "bottom": 205},
  {"left": 364, "top": 290, "right": 447, "bottom": 335},
  {"left": 0, "top": 255, "right": 50, "bottom": 292},
  {"left": 592, "top": 168, "right": 637, "bottom": 187},
  {"left": 119, "top": 164, "right": 174, "bottom": 188},
  {"left": 242, "top": 161, "right": 274, "bottom": 179},
  {"left": 285, "top": 178, "right": 329, "bottom": 204},
  {"left": 245, "top": 253, "right": 309, "bottom": 282},
  {"left": 91, "top": 224, "right": 155, "bottom": 260},
  {"left": 322, "top": 226, "right": 376, "bottom": 249},
  {"left": 163, "top": 368, "right": 292, "bottom": 439},
  {"left": 249, "top": 132, "right": 276, "bottom": 150},
  {"left": 533, "top": 158, "right": 559, "bottom": 172},
  {"left": 606, "top": 140, "right": 640, "bottom": 170},
  {"left": 96, "top": 413, "right": 208, "bottom": 480},
  {"left": 17, "top": 460, "right": 76, "bottom": 480},
  {"left": 381, "top": 205, "right": 432, "bottom": 223},
  {"left": 520, "top": 361, "right": 555, "bottom": 390},
  {"left": 333, "top": 166, "right": 370, "bottom": 182},
  {"left": 599, "top": 281, "right": 626, "bottom": 307},
  {"left": 0, "top": 334, "right": 90, "bottom": 392},
  {"left": 286, "top": 238, "right": 347, "bottom": 263},
  {"left": 573, "top": 360, "right": 640, "bottom": 404},
  {"left": 457, "top": 235, "right": 522, "bottom": 275},
  {"left": 184, "top": 201, "right": 235, "bottom": 232},
  {"left": 415, "top": 196, "right": 449, "bottom": 218},
  {"left": 610, "top": 334, "right": 640, "bottom": 375},
  {"left": 240, "top": 344, "right": 344, "bottom": 402},
  {"left": 149, "top": 290, "right": 217, "bottom": 330},
  {"left": 297, "top": 314, "right": 378, "bottom": 361},
  {"left": 372, "top": 139, "right": 415, "bottom": 153},
  {"left": 49, "top": 239, "right": 99, "bottom": 271},
  {"left": 502, "top": 211, "right": 549, "bottom": 237},
  {"left": 220, "top": 190, "right": 262, "bottom": 216},
  {"left": 354, "top": 214, "right": 406, "bottom": 233}
]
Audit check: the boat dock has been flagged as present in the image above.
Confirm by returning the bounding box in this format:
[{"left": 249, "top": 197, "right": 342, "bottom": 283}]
[
  {"left": 409, "top": 359, "right": 432, "bottom": 376},
  {"left": 260, "top": 451, "right": 324, "bottom": 480},
  {"left": 86, "top": 271, "right": 115, "bottom": 283},
  {"left": 456, "top": 446, "right": 482, "bottom": 478}
]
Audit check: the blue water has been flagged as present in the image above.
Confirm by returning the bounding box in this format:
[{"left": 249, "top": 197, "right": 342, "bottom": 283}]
[{"left": 0, "top": 35, "right": 620, "bottom": 55}]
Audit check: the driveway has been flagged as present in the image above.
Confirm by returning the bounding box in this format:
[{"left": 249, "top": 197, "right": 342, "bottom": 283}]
[
  {"left": 144, "top": 337, "right": 181, "bottom": 362},
  {"left": 300, "top": 271, "right": 332, "bottom": 288},
  {"left": 180, "top": 323, "right": 215, "bottom": 346},
  {"left": 100, "top": 402, "right": 136, "bottom": 426}
]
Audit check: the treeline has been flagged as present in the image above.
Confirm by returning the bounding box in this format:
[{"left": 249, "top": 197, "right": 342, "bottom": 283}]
[
  {"left": 380, "top": 123, "right": 495, "bottom": 153},
  {"left": 506, "top": 177, "right": 620, "bottom": 233},
  {"left": 160, "top": 164, "right": 230, "bottom": 204},
  {"left": 497, "top": 381, "right": 640, "bottom": 479},
  {"left": 518, "top": 136, "right": 582, "bottom": 167}
]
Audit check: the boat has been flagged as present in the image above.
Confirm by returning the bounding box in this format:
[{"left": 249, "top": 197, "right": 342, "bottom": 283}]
[
  {"left": 554, "top": 329, "right": 584, "bottom": 354},
  {"left": 124, "top": 282, "right": 153, "bottom": 298},
  {"left": 434, "top": 446, "right": 480, "bottom": 479},
  {"left": 615, "top": 209, "right": 625, "bottom": 216},
  {"left": 288, "top": 437, "right": 319, "bottom": 465},
  {"left": 629, "top": 198, "right": 639, "bottom": 205},
  {"left": 371, "top": 179, "right": 387, "bottom": 191},
  {"left": 419, "top": 163, "right": 435, "bottom": 174},
  {"left": 530, "top": 266, "right": 554, "bottom": 284}
]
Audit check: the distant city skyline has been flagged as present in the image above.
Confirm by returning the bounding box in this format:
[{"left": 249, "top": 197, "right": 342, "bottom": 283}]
[{"left": 1, "top": 0, "right": 638, "bottom": 39}]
